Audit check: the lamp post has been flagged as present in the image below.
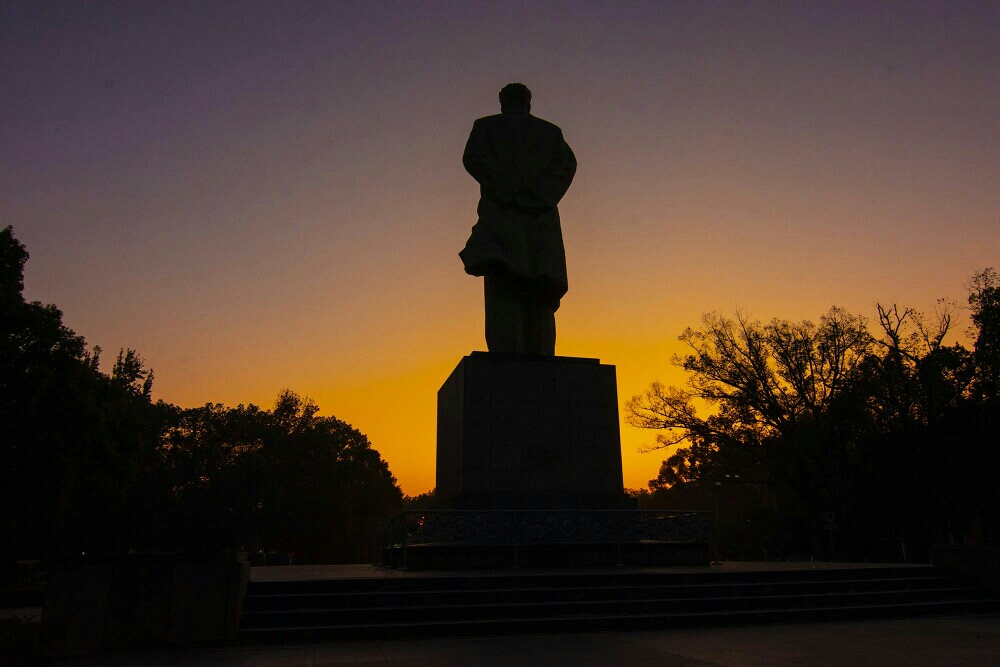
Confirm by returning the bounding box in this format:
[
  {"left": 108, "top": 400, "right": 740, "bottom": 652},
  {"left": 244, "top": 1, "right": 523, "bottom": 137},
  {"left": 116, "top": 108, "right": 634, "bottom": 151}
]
[
  {"left": 713, "top": 480, "right": 722, "bottom": 563},
  {"left": 711, "top": 473, "right": 741, "bottom": 563}
]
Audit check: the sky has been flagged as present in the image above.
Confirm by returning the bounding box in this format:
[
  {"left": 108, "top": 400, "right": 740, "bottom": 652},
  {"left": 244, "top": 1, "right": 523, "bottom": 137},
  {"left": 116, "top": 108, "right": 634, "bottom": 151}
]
[{"left": 2, "top": 1, "right": 998, "bottom": 495}]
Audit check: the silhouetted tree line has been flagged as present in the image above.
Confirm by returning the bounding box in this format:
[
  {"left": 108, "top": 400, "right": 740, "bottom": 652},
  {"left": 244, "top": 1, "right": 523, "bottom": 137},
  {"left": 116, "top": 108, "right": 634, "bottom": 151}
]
[
  {"left": 628, "top": 272, "right": 1000, "bottom": 562},
  {"left": 149, "top": 391, "right": 402, "bottom": 563},
  {"left": 1, "top": 227, "right": 401, "bottom": 577}
]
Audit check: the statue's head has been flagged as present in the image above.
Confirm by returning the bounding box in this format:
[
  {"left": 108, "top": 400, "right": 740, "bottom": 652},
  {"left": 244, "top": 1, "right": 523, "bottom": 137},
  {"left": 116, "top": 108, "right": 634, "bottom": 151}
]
[{"left": 499, "top": 83, "right": 531, "bottom": 114}]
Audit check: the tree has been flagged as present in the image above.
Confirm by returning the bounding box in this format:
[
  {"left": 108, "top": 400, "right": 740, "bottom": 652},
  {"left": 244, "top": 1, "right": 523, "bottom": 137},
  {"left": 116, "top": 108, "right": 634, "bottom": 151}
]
[
  {"left": 2, "top": 226, "right": 405, "bottom": 567},
  {"left": 629, "top": 282, "right": 998, "bottom": 561},
  {"left": 626, "top": 307, "right": 871, "bottom": 488},
  {"left": 969, "top": 268, "right": 999, "bottom": 400},
  {"left": 156, "top": 390, "right": 403, "bottom": 563},
  {"left": 1, "top": 227, "right": 163, "bottom": 566}
]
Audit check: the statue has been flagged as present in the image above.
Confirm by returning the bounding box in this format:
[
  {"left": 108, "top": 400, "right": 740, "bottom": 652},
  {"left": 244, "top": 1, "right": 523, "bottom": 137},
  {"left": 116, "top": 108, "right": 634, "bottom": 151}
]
[{"left": 460, "top": 83, "right": 577, "bottom": 355}]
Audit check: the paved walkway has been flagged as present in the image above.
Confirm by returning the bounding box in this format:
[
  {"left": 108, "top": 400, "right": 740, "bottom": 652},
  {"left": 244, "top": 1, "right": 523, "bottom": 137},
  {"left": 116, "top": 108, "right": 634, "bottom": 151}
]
[{"left": 55, "top": 613, "right": 1000, "bottom": 666}]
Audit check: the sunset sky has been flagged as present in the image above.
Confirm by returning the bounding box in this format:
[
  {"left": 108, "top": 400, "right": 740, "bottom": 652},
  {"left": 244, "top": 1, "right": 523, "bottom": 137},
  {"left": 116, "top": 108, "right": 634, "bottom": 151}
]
[{"left": 3, "top": 1, "right": 998, "bottom": 495}]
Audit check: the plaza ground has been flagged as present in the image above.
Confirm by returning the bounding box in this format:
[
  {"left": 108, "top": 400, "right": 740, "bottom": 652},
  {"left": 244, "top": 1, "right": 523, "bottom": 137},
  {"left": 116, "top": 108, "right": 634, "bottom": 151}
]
[{"left": 51, "top": 613, "right": 1000, "bottom": 666}]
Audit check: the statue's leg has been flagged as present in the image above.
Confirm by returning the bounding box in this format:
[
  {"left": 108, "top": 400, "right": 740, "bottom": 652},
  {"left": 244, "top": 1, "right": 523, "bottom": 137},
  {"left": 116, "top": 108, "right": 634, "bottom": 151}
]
[
  {"left": 539, "top": 303, "right": 556, "bottom": 354},
  {"left": 484, "top": 273, "right": 524, "bottom": 353},
  {"left": 524, "top": 294, "right": 556, "bottom": 355}
]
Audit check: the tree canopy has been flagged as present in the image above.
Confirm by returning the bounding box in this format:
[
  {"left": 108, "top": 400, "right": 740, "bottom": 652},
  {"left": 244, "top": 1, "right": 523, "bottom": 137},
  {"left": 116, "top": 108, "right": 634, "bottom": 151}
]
[
  {"left": 628, "top": 277, "right": 999, "bottom": 561},
  {"left": 153, "top": 390, "right": 402, "bottom": 562},
  {"left": 1, "top": 227, "right": 401, "bottom": 572}
]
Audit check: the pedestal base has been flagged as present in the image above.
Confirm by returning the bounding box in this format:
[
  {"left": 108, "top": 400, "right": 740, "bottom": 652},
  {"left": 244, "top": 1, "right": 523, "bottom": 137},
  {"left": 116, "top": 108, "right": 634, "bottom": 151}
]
[
  {"left": 436, "top": 352, "right": 626, "bottom": 510},
  {"left": 377, "top": 509, "right": 714, "bottom": 569}
]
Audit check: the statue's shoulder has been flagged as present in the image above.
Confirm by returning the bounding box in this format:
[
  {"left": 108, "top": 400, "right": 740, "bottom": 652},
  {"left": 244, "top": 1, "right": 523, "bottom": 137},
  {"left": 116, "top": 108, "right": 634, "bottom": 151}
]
[
  {"left": 473, "top": 114, "right": 504, "bottom": 127},
  {"left": 528, "top": 115, "right": 562, "bottom": 133},
  {"left": 474, "top": 113, "right": 563, "bottom": 136},
  {"left": 469, "top": 115, "right": 565, "bottom": 153}
]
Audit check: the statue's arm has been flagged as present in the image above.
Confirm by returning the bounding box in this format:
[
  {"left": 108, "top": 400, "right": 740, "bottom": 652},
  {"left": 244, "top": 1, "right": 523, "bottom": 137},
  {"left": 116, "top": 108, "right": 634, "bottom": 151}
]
[
  {"left": 523, "top": 132, "right": 577, "bottom": 209},
  {"left": 463, "top": 121, "right": 518, "bottom": 206}
]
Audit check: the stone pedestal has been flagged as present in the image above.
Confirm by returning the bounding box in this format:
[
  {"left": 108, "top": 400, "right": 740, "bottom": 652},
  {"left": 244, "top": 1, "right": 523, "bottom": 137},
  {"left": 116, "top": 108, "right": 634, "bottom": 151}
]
[
  {"left": 436, "top": 352, "right": 626, "bottom": 510},
  {"left": 379, "top": 353, "right": 709, "bottom": 568}
]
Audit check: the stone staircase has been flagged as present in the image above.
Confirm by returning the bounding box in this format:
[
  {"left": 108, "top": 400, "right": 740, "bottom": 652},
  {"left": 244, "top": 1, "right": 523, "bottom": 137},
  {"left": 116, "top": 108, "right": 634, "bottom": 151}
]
[{"left": 237, "top": 565, "right": 999, "bottom": 643}]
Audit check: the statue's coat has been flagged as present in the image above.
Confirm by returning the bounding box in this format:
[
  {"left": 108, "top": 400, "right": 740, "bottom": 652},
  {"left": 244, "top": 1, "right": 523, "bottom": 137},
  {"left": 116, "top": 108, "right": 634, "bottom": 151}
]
[{"left": 460, "top": 112, "right": 577, "bottom": 307}]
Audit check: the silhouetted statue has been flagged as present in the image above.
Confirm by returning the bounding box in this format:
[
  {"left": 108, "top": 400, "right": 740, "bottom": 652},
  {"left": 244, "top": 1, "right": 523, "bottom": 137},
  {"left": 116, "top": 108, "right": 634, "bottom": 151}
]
[{"left": 460, "top": 83, "right": 577, "bottom": 355}]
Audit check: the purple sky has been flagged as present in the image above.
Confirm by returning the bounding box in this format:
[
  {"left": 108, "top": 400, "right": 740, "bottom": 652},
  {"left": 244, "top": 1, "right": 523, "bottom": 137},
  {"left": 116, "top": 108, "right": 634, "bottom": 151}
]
[{"left": 3, "top": 1, "right": 998, "bottom": 493}]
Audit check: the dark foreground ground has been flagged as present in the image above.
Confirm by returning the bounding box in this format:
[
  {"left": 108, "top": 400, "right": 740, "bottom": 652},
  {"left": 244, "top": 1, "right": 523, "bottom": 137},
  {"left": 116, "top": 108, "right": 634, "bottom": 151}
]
[
  {"left": 11, "top": 563, "right": 997, "bottom": 665},
  {"left": 51, "top": 613, "right": 1000, "bottom": 666}
]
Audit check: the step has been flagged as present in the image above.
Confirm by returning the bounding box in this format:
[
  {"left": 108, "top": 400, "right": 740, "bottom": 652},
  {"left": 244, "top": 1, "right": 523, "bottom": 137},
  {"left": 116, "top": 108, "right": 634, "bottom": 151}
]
[
  {"left": 237, "top": 564, "right": 1000, "bottom": 643},
  {"left": 242, "top": 575, "right": 966, "bottom": 611},
  {"left": 244, "top": 565, "right": 952, "bottom": 595},
  {"left": 240, "top": 587, "right": 989, "bottom": 628},
  {"left": 238, "top": 598, "right": 1000, "bottom": 644}
]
